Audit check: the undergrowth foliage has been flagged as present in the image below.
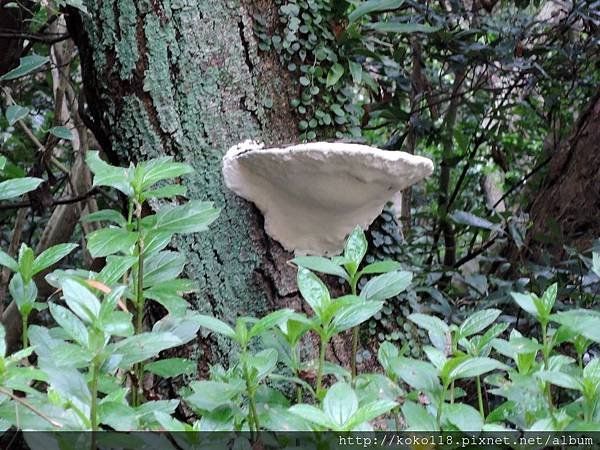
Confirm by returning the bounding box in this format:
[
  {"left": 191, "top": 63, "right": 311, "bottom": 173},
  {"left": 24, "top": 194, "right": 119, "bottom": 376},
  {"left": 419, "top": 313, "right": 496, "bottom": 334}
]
[{"left": 0, "top": 155, "right": 599, "bottom": 447}]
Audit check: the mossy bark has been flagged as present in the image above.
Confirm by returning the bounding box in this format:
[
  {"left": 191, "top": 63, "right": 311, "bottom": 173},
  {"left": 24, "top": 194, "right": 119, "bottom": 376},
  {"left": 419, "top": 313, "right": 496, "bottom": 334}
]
[{"left": 67, "top": 0, "right": 301, "bottom": 366}]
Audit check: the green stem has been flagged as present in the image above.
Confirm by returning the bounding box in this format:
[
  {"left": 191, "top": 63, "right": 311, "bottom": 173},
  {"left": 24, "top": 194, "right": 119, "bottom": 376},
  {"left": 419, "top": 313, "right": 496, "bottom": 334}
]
[
  {"left": 436, "top": 387, "right": 446, "bottom": 427},
  {"left": 450, "top": 381, "right": 455, "bottom": 404},
  {"left": 90, "top": 357, "right": 100, "bottom": 449},
  {"left": 133, "top": 211, "right": 145, "bottom": 407},
  {"left": 350, "top": 281, "right": 358, "bottom": 384},
  {"left": 541, "top": 322, "right": 553, "bottom": 408},
  {"left": 21, "top": 315, "right": 28, "bottom": 349},
  {"left": 316, "top": 335, "right": 328, "bottom": 400},
  {"left": 476, "top": 376, "right": 484, "bottom": 417},
  {"left": 242, "top": 357, "right": 260, "bottom": 437}
]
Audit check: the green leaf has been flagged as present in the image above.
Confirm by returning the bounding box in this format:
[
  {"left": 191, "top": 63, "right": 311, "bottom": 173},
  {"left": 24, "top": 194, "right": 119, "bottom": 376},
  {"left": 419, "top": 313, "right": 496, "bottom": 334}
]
[
  {"left": 60, "top": 278, "right": 100, "bottom": 324},
  {"left": 592, "top": 253, "right": 600, "bottom": 278},
  {"left": 536, "top": 371, "right": 581, "bottom": 391},
  {"left": 138, "top": 157, "right": 194, "bottom": 190},
  {"left": 86, "top": 228, "right": 138, "bottom": 258},
  {"left": 297, "top": 268, "right": 330, "bottom": 318},
  {"left": 0, "top": 325, "right": 5, "bottom": 357},
  {"left": 98, "top": 402, "right": 139, "bottom": 431},
  {"left": 80, "top": 209, "right": 127, "bottom": 227},
  {"left": 145, "top": 358, "right": 196, "bottom": 378},
  {"left": 348, "top": 60, "right": 362, "bottom": 84},
  {"left": 346, "top": 399, "right": 397, "bottom": 430},
  {"left": 109, "top": 332, "right": 184, "bottom": 367},
  {"left": 0, "top": 54, "right": 49, "bottom": 81},
  {"left": 9, "top": 273, "right": 37, "bottom": 315},
  {"left": 361, "top": 270, "right": 412, "bottom": 301},
  {"left": 408, "top": 313, "right": 449, "bottom": 334},
  {"left": 17, "top": 244, "right": 34, "bottom": 282},
  {"left": 401, "top": 401, "right": 438, "bottom": 431},
  {"left": 378, "top": 341, "right": 399, "bottom": 375},
  {"left": 192, "top": 314, "right": 236, "bottom": 339},
  {"left": 326, "top": 63, "right": 345, "bottom": 88},
  {"left": 331, "top": 300, "right": 383, "bottom": 333},
  {"left": 249, "top": 308, "right": 294, "bottom": 338},
  {"left": 31, "top": 243, "right": 77, "bottom": 276},
  {"left": 344, "top": 226, "right": 367, "bottom": 275},
  {"left": 0, "top": 155, "right": 5, "bottom": 170},
  {"left": 143, "top": 251, "right": 186, "bottom": 287},
  {"left": 367, "top": 22, "right": 439, "bottom": 34},
  {"left": 144, "top": 184, "right": 187, "bottom": 200},
  {"left": 540, "top": 283, "right": 557, "bottom": 313},
  {"left": 42, "top": 365, "right": 91, "bottom": 417},
  {"left": 246, "top": 348, "right": 278, "bottom": 381},
  {"left": 0, "top": 250, "right": 18, "bottom": 272},
  {"left": 511, "top": 292, "right": 538, "bottom": 317},
  {"left": 6, "top": 105, "right": 29, "bottom": 126},
  {"left": 323, "top": 382, "right": 358, "bottom": 427},
  {"left": 86, "top": 151, "right": 134, "bottom": 197},
  {"left": 349, "top": 0, "right": 404, "bottom": 22},
  {"left": 550, "top": 310, "right": 600, "bottom": 343},
  {"left": 450, "top": 210, "right": 500, "bottom": 231},
  {"left": 444, "top": 403, "right": 483, "bottom": 432},
  {"left": 448, "top": 357, "right": 506, "bottom": 381},
  {"left": 459, "top": 309, "right": 501, "bottom": 338},
  {"left": 154, "top": 200, "right": 220, "bottom": 234},
  {"left": 391, "top": 357, "right": 440, "bottom": 392},
  {"left": 98, "top": 255, "right": 137, "bottom": 285},
  {"left": 289, "top": 404, "right": 337, "bottom": 430},
  {"left": 48, "top": 126, "right": 73, "bottom": 141},
  {"left": 185, "top": 380, "right": 244, "bottom": 412},
  {"left": 359, "top": 260, "right": 402, "bottom": 276},
  {"left": 0, "top": 177, "right": 43, "bottom": 201},
  {"left": 102, "top": 311, "right": 134, "bottom": 337},
  {"left": 48, "top": 303, "right": 89, "bottom": 347},
  {"left": 290, "top": 256, "right": 349, "bottom": 281}
]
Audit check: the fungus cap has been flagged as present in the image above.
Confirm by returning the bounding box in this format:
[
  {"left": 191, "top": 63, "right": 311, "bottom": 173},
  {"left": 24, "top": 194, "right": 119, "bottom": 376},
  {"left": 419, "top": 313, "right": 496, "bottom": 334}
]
[{"left": 222, "top": 141, "right": 434, "bottom": 255}]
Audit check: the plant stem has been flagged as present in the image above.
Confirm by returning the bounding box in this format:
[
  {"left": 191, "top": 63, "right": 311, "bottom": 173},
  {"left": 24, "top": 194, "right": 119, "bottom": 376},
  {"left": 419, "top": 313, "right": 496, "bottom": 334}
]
[
  {"left": 350, "top": 281, "right": 358, "bottom": 384},
  {"left": 450, "top": 381, "right": 455, "bottom": 404},
  {"left": 90, "top": 357, "right": 100, "bottom": 450},
  {"left": 476, "top": 376, "right": 484, "bottom": 417},
  {"left": 242, "top": 358, "right": 260, "bottom": 438},
  {"left": 133, "top": 210, "right": 145, "bottom": 406},
  {"left": 436, "top": 387, "right": 446, "bottom": 427},
  {"left": 541, "top": 322, "right": 553, "bottom": 407},
  {"left": 21, "top": 315, "right": 28, "bottom": 348},
  {"left": 316, "top": 336, "right": 328, "bottom": 400}
]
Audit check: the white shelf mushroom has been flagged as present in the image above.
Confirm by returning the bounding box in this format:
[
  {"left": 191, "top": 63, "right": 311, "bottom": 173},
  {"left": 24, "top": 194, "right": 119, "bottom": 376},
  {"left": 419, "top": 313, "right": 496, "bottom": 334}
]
[{"left": 222, "top": 141, "right": 434, "bottom": 255}]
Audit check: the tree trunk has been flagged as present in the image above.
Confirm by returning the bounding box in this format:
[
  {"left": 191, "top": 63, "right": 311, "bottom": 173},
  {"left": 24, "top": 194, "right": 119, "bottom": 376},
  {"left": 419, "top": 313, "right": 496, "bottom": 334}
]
[
  {"left": 66, "top": 0, "right": 302, "bottom": 365},
  {"left": 525, "top": 91, "right": 600, "bottom": 261}
]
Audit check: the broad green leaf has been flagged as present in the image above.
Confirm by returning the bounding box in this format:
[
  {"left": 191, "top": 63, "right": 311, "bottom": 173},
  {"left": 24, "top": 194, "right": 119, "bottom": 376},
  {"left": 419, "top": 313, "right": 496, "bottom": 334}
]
[
  {"left": 326, "top": 63, "right": 345, "bottom": 88},
  {"left": 331, "top": 300, "right": 383, "bottom": 333},
  {"left": 348, "top": 60, "right": 362, "bottom": 84},
  {"left": 42, "top": 365, "right": 91, "bottom": 417},
  {"left": 297, "top": 268, "right": 330, "bottom": 318},
  {"left": 86, "top": 151, "right": 134, "bottom": 197},
  {"left": 424, "top": 346, "right": 447, "bottom": 370},
  {"left": 550, "top": 310, "right": 600, "bottom": 343},
  {"left": 102, "top": 311, "right": 134, "bottom": 337},
  {"left": 60, "top": 278, "right": 101, "bottom": 323},
  {"left": 401, "top": 401, "right": 438, "bottom": 431},
  {"left": 349, "top": 0, "right": 404, "bottom": 22},
  {"left": 109, "top": 332, "right": 183, "bottom": 367},
  {"left": 6, "top": 105, "right": 29, "bottom": 126},
  {"left": 192, "top": 314, "right": 236, "bottom": 339},
  {"left": 361, "top": 270, "right": 412, "bottom": 301},
  {"left": 0, "top": 54, "right": 49, "bottom": 81},
  {"left": 185, "top": 380, "right": 244, "bottom": 412},
  {"left": 31, "top": 243, "right": 78, "bottom": 276},
  {"left": 144, "top": 184, "right": 187, "bottom": 200},
  {"left": 98, "top": 402, "right": 139, "bottom": 431},
  {"left": 367, "top": 22, "right": 439, "bottom": 34},
  {"left": 9, "top": 273, "right": 37, "bottom": 315},
  {"left": 540, "top": 283, "right": 557, "bottom": 313},
  {"left": 511, "top": 291, "right": 538, "bottom": 317},
  {"left": 48, "top": 303, "right": 88, "bottom": 347},
  {"left": 459, "top": 309, "right": 501, "bottom": 338},
  {"left": 288, "top": 404, "right": 337, "bottom": 430},
  {"left": 48, "top": 126, "right": 73, "bottom": 141},
  {"left": 80, "top": 209, "right": 127, "bottom": 227},
  {"left": 448, "top": 357, "right": 506, "bottom": 381},
  {"left": 592, "top": 253, "right": 600, "bottom": 278},
  {"left": 86, "top": 228, "right": 138, "bottom": 258},
  {"left": 18, "top": 244, "right": 34, "bottom": 282},
  {"left": 323, "top": 382, "right": 357, "bottom": 427},
  {"left": 0, "top": 250, "right": 18, "bottom": 272},
  {"left": 408, "top": 313, "right": 449, "bottom": 334},
  {"left": 346, "top": 399, "right": 397, "bottom": 430},
  {"left": 378, "top": 341, "right": 399, "bottom": 375},
  {"left": 391, "top": 357, "right": 440, "bottom": 392},
  {"left": 143, "top": 251, "right": 186, "bottom": 287},
  {"left": 0, "top": 177, "right": 43, "bottom": 201},
  {"left": 137, "top": 157, "right": 194, "bottom": 190},
  {"left": 0, "top": 155, "right": 5, "bottom": 170},
  {"left": 359, "top": 260, "right": 402, "bottom": 276},
  {"left": 98, "top": 255, "right": 137, "bottom": 285},
  {"left": 444, "top": 403, "right": 483, "bottom": 432},
  {"left": 145, "top": 358, "right": 196, "bottom": 378},
  {"left": 246, "top": 348, "right": 278, "bottom": 381},
  {"left": 344, "top": 226, "right": 367, "bottom": 275},
  {"left": 583, "top": 358, "right": 600, "bottom": 381},
  {"left": 537, "top": 371, "right": 582, "bottom": 391},
  {"left": 249, "top": 308, "right": 294, "bottom": 338},
  {"left": 290, "top": 256, "right": 349, "bottom": 281},
  {"left": 154, "top": 200, "right": 219, "bottom": 234}
]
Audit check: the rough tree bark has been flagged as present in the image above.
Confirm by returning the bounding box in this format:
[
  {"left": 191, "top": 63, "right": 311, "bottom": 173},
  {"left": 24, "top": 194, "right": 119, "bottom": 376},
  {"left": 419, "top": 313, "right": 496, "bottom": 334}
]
[
  {"left": 65, "top": 0, "right": 303, "bottom": 366},
  {"left": 524, "top": 91, "right": 600, "bottom": 261}
]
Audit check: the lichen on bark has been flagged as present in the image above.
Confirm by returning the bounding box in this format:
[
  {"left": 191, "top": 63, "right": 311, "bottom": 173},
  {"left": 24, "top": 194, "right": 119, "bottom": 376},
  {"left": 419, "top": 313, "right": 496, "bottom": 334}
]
[{"left": 68, "top": 0, "right": 300, "bottom": 364}]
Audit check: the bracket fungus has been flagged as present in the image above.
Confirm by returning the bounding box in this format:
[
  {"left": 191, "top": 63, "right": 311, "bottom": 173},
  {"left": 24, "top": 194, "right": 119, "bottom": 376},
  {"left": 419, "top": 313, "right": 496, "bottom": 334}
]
[{"left": 222, "top": 141, "right": 434, "bottom": 255}]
